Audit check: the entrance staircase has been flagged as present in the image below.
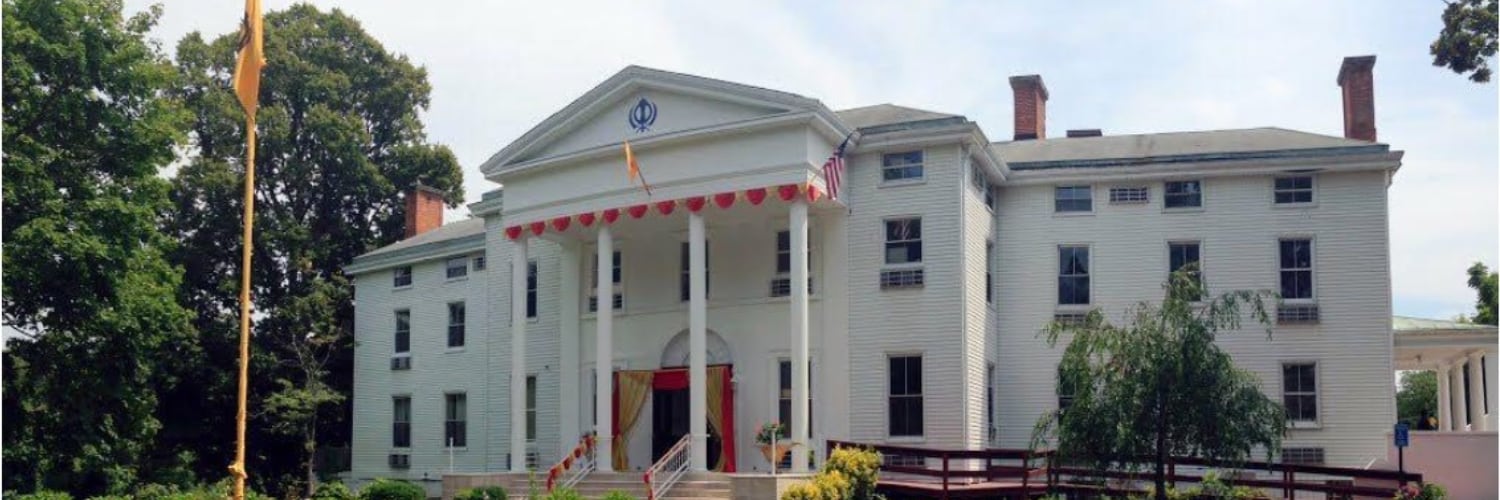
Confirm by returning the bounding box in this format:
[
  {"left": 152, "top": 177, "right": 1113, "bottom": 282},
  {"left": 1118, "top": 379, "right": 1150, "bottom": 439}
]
[{"left": 562, "top": 471, "right": 731, "bottom": 500}]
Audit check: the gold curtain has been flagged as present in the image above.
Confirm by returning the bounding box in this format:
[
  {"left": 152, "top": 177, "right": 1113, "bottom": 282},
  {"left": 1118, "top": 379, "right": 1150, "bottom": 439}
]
[
  {"left": 612, "top": 370, "right": 653, "bottom": 471},
  {"left": 706, "top": 366, "right": 727, "bottom": 471}
]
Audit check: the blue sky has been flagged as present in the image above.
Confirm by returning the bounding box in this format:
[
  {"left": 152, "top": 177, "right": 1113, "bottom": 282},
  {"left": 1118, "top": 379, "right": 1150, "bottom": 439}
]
[{"left": 130, "top": 0, "right": 1497, "bottom": 320}]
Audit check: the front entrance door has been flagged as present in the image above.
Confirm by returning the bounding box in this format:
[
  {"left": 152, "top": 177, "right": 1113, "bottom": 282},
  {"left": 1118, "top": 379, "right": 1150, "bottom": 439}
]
[{"left": 650, "top": 388, "right": 722, "bottom": 469}]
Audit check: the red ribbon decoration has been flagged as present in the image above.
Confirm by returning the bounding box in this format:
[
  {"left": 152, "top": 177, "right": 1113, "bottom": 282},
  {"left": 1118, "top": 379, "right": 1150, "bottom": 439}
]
[
  {"left": 627, "top": 204, "right": 649, "bottom": 219},
  {"left": 603, "top": 208, "right": 621, "bottom": 224},
  {"left": 713, "top": 192, "right": 736, "bottom": 209},
  {"left": 746, "top": 188, "right": 767, "bottom": 205},
  {"left": 505, "top": 226, "right": 522, "bottom": 240},
  {"left": 806, "top": 184, "right": 822, "bottom": 202},
  {"left": 777, "top": 184, "right": 799, "bottom": 201},
  {"left": 579, "top": 212, "right": 597, "bottom": 227},
  {"left": 655, "top": 200, "right": 676, "bottom": 215},
  {"left": 529, "top": 221, "right": 546, "bottom": 236},
  {"left": 685, "top": 196, "right": 707, "bottom": 212},
  {"left": 551, "top": 216, "right": 572, "bottom": 232}
]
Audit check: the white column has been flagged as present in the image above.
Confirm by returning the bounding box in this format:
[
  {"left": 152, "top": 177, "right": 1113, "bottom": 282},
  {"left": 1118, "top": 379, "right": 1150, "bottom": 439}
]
[
  {"left": 1437, "top": 364, "right": 1452, "bottom": 431},
  {"left": 1482, "top": 346, "right": 1494, "bottom": 429},
  {"left": 789, "top": 201, "right": 811, "bottom": 473},
  {"left": 1450, "top": 362, "right": 1468, "bottom": 431},
  {"left": 510, "top": 236, "right": 529, "bottom": 472},
  {"left": 559, "top": 242, "right": 581, "bottom": 452},
  {"left": 595, "top": 226, "right": 615, "bottom": 471},
  {"left": 688, "top": 212, "right": 709, "bottom": 471},
  {"left": 1469, "top": 351, "right": 1487, "bottom": 431}
]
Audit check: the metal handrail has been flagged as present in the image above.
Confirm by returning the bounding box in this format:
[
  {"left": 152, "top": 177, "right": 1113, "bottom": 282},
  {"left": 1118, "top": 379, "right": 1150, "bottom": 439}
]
[
  {"left": 546, "top": 432, "right": 598, "bottom": 492},
  {"left": 644, "top": 434, "right": 692, "bottom": 500}
]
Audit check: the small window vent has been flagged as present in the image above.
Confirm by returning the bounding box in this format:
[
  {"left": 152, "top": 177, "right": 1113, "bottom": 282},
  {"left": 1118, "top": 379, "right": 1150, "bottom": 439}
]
[
  {"left": 390, "top": 356, "right": 412, "bottom": 371},
  {"left": 388, "top": 453, "right": 410, "bottom": 469},
  {"left": 1109, "top": 186, "right": 1150, "bottom": 204},
  {"left": 1281, "top": 447, "right": 1325, "bottom": 465},
  {"left": 880, "top": 269, "right": 925, "bottom": 289},
  {"left": 1277, "top": 304, "right": 1320, "bottom": 324},
  {"left": 770, "top": 278, "right": 815, "bottom": 297},
  {"left": 1054, "top": 312, "right": 1088, "bottom": 326}
]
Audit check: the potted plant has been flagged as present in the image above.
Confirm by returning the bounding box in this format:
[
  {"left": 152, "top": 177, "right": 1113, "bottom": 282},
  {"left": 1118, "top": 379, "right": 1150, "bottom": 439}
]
[{"left": 755, "top": 422, "right": 795, "bottom": 470}]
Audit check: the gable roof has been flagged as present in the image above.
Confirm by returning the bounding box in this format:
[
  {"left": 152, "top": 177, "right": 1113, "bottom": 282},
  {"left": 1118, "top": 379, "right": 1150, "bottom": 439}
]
[
  {"left": 1393, "top": 316, "right": 1497, "bottom": 333},
  {"left": 346, "top": 217, "right": 486, "bottom": 275},
  {"left": 836, "top": 104, "right": 959, "bottom": 130},
  {"left": 993, "top": 127, "right": 1389, "bottom": 169},
  {"left": 479, "top": 65, "right": 847, "bottom": 176}
]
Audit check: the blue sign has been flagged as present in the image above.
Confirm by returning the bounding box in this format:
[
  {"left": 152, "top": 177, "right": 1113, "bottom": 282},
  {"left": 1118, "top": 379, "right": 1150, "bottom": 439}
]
[
  {"left": 1394, "top": 422, "right": 1410, "bottom": 448},
  {"left": 628, "top": 97, "right": 657, "bottom": 133}
]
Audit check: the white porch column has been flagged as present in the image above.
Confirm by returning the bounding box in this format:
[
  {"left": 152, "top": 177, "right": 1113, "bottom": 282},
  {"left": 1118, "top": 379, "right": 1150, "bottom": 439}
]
[
  {"left": 1469, "top": 351, "right": 1488, "bottom": 431},
  {"left": 1450, "top": 362, "right": 1468, "bottom": 431},
  {"left": 1488, "top": 348, "right": 1499, "bottom": 430},
  {"left": 559, "top": 242, "right": 582, "bottom": 453},
  {"left": 688, "top": 212, "right": 709, "bottom": 471},
  {"left": 789, "top": 200, "right": 811, "bottom": 473},
  {"left": 510, "top": 236, "right": 529, "bottom": 472},
  {"left": 1437, "top": 364, "right": 1453, "bottom": 431},
  {"left": 595, "top": 226, "right": 615, "bottom": 471}
]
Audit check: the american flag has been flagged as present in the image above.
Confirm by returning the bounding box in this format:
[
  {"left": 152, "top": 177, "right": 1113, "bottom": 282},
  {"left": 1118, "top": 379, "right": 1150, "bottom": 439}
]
[{"left": 822, "top": 133, "right": 853, "bottom": 200}]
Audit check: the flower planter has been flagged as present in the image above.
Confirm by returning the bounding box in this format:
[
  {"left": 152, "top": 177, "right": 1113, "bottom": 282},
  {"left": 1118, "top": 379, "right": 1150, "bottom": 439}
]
[{"left": 759, "top": 443, "right": 793, "bottom": 470}]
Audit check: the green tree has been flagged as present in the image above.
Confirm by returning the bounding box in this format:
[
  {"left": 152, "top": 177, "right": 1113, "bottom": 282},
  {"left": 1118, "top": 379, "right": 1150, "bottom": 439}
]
[
  {"left": 1031, "top": 269, "right": 1286, "bottom": 500},
  {"left": 1431, "top": 0, "right": 1498, "bottom": 82},
  {"left": 1, "top": 0, "right": 194, "bottom": 494},
  {"left": 1466, "top": 262, "right": 1497, "bottom": 325},
  {"left": 1396, "top": 371, "right": 1439, "bottom": 427},
  {"left": 166, "top": 4, "right": 462, "bottom": 495}
]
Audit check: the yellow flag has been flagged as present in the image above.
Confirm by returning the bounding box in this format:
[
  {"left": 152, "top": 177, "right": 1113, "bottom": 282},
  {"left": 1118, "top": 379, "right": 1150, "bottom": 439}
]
[
  {"left": 624, "top": 141, "right": 652, "bottom": 196},
  {"left": 232, "top": 0, "right": 265, "bottom": 119}
]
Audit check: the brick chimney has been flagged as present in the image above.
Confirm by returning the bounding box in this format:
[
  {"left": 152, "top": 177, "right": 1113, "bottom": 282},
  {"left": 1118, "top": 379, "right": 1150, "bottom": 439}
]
[
  {"left": 1009, "top": 75, "right": 1049, "bottom": 140},
  {"left": 1337, "top": 55, "right": 1377, "bottom": 142},
  {"left": 404, "top": 184, "right": 445, "bottom": 238}
]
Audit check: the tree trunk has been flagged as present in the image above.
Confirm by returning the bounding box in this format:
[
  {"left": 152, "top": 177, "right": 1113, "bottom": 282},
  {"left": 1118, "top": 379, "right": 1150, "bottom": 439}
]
[
  {"left": 305, "top": 419, "right": 318, "bottom": 497},
  {"left": 1155, "top": 379, "right": 1168, "bottom": 500}
]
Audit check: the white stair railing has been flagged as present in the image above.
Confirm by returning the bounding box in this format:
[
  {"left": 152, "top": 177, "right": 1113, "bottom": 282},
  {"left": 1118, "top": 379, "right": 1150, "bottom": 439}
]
[
  {"left": 546, "top": 433, "right": 598, "bottom": 492},
  {"left": 644, "top": 435, "right": 692, "bottom": 500}
]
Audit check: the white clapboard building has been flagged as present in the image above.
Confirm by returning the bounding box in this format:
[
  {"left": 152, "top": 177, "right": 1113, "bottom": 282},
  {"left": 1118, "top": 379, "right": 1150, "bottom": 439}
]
[{"left": 343, "top": 56, "right": 1494, "bottom": 491}]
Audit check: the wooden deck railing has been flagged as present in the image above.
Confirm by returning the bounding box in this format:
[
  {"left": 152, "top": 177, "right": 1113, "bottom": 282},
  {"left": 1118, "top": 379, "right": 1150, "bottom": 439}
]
[{"left": 827, "top": 440, "right": 1424, "bottom": 499}]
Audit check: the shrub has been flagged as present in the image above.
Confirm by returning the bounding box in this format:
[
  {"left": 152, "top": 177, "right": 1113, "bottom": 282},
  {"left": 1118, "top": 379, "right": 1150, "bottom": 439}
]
[
  {"left": 822, "top": 447, "right": 881, "bottom": 500},
  {"left": 539, "top": 487, "right": 583, "bottom": 500},
  {"left": 599, "top": 491, "right": 635, "bottom": 500},
  {"left": 360, "top": 478, "right": 425, "bottom": 500},
  {"left": 312, "top": 481, "right": 358, "bottom": 500},
  {"left": 12, "top": 492, "right": 73, "bottom": 500},
  {"left": 1395, "top": 482, "right": 1448, "bottom": 500},
  {"left": 780, "top": 480, "right": 823, "bottom": 500},
  {"left": 456, "top": 485, "right": 509, "bottom": 500}
]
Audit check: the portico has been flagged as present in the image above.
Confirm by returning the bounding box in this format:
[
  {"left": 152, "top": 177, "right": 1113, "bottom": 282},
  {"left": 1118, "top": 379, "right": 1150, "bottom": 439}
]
[{"left": 1392, "top": 316, "right": 1499, "bottom": 431}]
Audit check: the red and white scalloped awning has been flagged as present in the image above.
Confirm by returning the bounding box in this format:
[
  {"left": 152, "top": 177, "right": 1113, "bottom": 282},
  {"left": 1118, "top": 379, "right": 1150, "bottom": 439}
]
[{"left": 505, "top": 182, "right": 828, "bottom": 240}]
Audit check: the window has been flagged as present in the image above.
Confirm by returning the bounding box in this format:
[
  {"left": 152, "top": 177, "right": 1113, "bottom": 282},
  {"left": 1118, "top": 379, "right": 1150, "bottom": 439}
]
[
  {"left": 882, "top": 151, "right": 924, "bottom": 182},
  {"left": 446, "top": 302, "right": 465, "bottom": 348},
  {"left": 970, "top": 165, "right": 992, "bottom": 207},
  {"left": 473, "top": 255, "right": 487, "bottom": 271},
  {"left": 1168, "top": 242, "right": 1203, "bottom": 300},
  {"left": 679, "top": 241, "right": 709, "bottom": 301},
  {"left": 985, "top": 242, "right": 994, "bottom": 304},
  {"left": 392, "top": 396, "right": 411, "bottom": 448},
  {"left": 445, "top": 393, "right": 467, "bottom": 447},
  {"left": 986, "top": 186, "right": 997, "bottom": 210},
  {"left": 1274, "top": 176, "right": 1314, "bottom": 204},
  {"left": 526, "top": 375, "right": 537, "bottom": 442},
  {"left": 888, "top": 355, "right": 923, "bottom": 437},
  {"left": 1282, "top": 363, "right": 1318, "bottom": 424},
  {"left": 778, "top": 359, "right": 814, "bottom": 438},
  {"left": 1279, "top": 239, "right": 1313, "bottom": 300},
  {"left": 394, "top": 310, "right": 411, "bottom": 354},
  {"left": 772, "top": 230, "right": 813, "bottom": 297},
  {"left": 1057, "top": 366, "right": 1077, "bottom": 415},
  {"left": 446, "top": 256, "right": 468, "bottom": 279},
  {"left": 589, "top": 251, "right": 623, "bottom": 312},
  {"left": 1058, "top": 246, "right": 1090, "bottom": 305},
  {"left": 884, "top": 218, "right": 922, "bottom": 265},
  {"left": 1108, "top": 186, "right": 1149, "bottom": 204},
  {"left": 393, "top": 266, "right": 413, "bottom": 288},
  {"left": 986, "top": 363, "right": 996, "bottom": 443},
  {"left": 1164, "top": 180, "right": 1202, "bottom": 208},
  {"left": 526, "top": 259, "right": 538, "bottom": 318},
  {"left": 1054, "top": 186, "right": 1092, "bottom": 212}
]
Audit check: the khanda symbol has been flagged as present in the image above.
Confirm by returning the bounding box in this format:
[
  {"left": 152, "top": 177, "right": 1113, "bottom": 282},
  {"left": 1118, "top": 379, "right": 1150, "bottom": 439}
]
[{"left": 628, "top": 97, "right": 657, "bottom": 133}]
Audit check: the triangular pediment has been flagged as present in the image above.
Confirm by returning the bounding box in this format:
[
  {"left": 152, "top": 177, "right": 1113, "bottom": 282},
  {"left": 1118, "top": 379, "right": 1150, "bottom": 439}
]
[{"left": 482, "top": 66, "right": 828, "bottom": 174}]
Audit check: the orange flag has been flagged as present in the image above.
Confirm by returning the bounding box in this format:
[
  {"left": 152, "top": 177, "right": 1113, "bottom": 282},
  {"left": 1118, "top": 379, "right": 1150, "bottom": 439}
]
[
  {"left": 624, "top": 140, "right": 652, "bottom": 196},
  {"left": 232, "top": 0, "right": 266, "bottom": 119}
]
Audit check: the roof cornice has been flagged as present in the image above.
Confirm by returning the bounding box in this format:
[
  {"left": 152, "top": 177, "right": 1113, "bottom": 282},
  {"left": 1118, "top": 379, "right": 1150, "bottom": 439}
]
[
  {"left": 1001, "top": 150, "right": 1403, "bottom": 186},
  {"left": 345, "top": 233, "right": 486, "bottom": 275}
]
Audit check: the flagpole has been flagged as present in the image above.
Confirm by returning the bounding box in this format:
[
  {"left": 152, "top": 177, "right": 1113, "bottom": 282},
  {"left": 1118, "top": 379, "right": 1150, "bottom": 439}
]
[{"left": 231, "top": 114, "right": 257, "bottom": 500}]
